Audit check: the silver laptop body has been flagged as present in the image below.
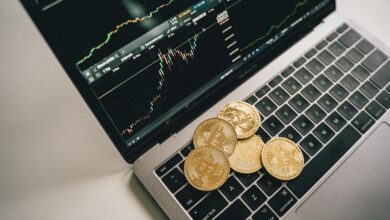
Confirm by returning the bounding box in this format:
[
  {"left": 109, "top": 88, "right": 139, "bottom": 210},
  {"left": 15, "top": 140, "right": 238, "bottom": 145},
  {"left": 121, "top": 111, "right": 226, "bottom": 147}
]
[
  {"left": 20, "top": 0, "right": 390, "bottom": 219},
  {"left": 134, "top": 9, "right": 390, "bottom": 220}
]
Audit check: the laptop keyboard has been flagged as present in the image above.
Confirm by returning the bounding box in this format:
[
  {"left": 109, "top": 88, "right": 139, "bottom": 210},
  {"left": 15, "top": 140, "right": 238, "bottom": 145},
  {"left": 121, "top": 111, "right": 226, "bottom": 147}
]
[{"left": 154, "top": 23, "right": 390, "bottom": 219}]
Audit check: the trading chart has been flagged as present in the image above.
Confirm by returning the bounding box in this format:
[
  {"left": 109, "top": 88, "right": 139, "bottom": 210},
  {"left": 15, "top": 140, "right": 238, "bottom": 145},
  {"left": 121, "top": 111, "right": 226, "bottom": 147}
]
[{"left": 31, "top": 0, "right": 328, "bottom": 146}]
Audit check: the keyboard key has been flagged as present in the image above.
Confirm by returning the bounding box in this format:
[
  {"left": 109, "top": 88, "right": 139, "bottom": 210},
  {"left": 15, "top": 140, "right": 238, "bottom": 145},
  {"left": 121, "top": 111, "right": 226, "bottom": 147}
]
[
  {"left": 241, "top": 185, "right": 267, "bottom": 211},
  {"left": 346, "top": 48, "right": 364, "bottom": 63},
  {"left": 301, "top": 84, "right": 321, "bottom": 102},
  {"left": 362, "top": 49, "right": 387, "bottom": 72},
  {"left": 300, "top": 134, "right": 323, "bottom": 156},
  {"left": 257, "top": 128, "right": 271, "bottom": 143},
  {"left": 280, "top": 126, "right": 302, "bottom": 143},
  {"left": 156, "top": 154, "right": 182, "bottom": 177},
  {"left": 287, "top": 125, "right": 361, "bottom": 198},
  {"left": 294, "top": 68, "right": 314, "bottom": 85},
  {"left": 181, "top": 144, "right": 194, "bottom": 157},
  {"left": 281, "top": 66, "right": 295, "bottom": 77},
  {"left": 190, "top": 191, "right": 227, "bottom": 219},
  {"left": 313, "top": 123, "right": 335, "bottom": 144},
  {"left": 352, "top": 112, "right": 375, "bottom": 133},
  {"left": 253, "top": 205, "right": 279, "bottom": 220},
  {"left": 301, "top": 148, "right": 309, "bottom": 165},
  {"left": 336, "top": 23, "right": 349, "bottom": 33},
  {"left": 376, "top": 91, "right": 390, "bottom": 109},
  {"left": 318, "top": 50, "right": 336, "bottom": 66},
  {"left": 349, "top": 91, "right": 369, "bottom": 109},
  {"left": 324, "top": 65, "right": 344, "bottom": 82},
  {"left": 328, "top": 41, "right": 346, "bottom": 57},
  {"left": 179, "top": 161, "right": 184, "bottom": 172},
  {"left": 245, "top": 95, "right": 258, "bottom": 105},
  {"left": 256, "top": 97, "right": 277, "bottom": 117},
  {"left": 257, "top": 173, "right": 282, "bottom": 196},
  {"left": 282, "top": 77, "right": 302, "bottom": 95},
  {"left": 313, "top": 75, "right": 333, "bottom": 92},
  {"left": 325, "top": 112, "right": 347, "bottom": 132},
  {"left": 219, "top": 176, "right": 244, "bottom": 201},
  {"left": 269, "top": 87, "right": 290, "bottom": 105},
  {"left": 336, "top": 56, "right": 354, "bottom": 72},
  {"left": 269, "top": 75, "right": 283, "bottom": 88},
  {"left": 289, "top": 94, "right": 310, "bottom": 113},
  {"left": 360, "top": 81, "right": 380, "bottom": 99},
  {"left": 329, "top": 84, "right": 349, "bottom": 102},
  {"left": 276, "top": 105, "right": 298, "bottom": 124},
  {"left": 256, "top": 85, "right": 271, "bottom": 98},
  {"left": 176, "top": 184, "right": 207, "bottom": 210},
  {"left": 339, "top": 29, "right": 361, "bottom": 48},
  {"left": 293, "top": 57, "right": 307, "bottom": 68},
  {"left": 305, "top": 48, "right": 318, "bottom": 59},
  {"left": 337, "top": 101, "right": 358, "bottom": 120},
  {"left": 387, "top": 85, "right": 390, "bottom": 92},
  {"left": 351, "top": 65, "right": 370, "bottom": 82},
  {"left": 235, "top": 172, "right": 261, "bottom": 187},
  {"left": 162, "top": 168, "right": 186, "bottom": 193},
  {"left": 341, "top": 75, "right": 360, "bottom": 91},
  {"left": 268, "top": 187, "right": 297, "bottom": 217},
  {"left": 356, "top": 39, "right": 374, "bottom": 55},
  {"left": 366, "top": 100, "right": 386, "bottom": 119},
  {"left": 326, "top": 32, "right": 338, "bottom": 42},
  {"left": 306, "top": 58, "right": 325, "bottom": 75},
  {"left": 215, "top": 200, "right": 251, "bottom": 220},
  {"left": 293, "top": 115, "right": 315, "bottom": 135},
  {"left": 316, "top": 40, "right": 328, "bottom": 50},
  {"left": 263, "top": 115, "right": 284, "bottom": 136},
  {"left": 318, "top": 94, "right": 338, "bottom": 112},
  {"left": 370, "top": 61, "right": 390, "bottom": 89},
  {"left": 306, "top": 104, "right": 326, "bottom": 123}
]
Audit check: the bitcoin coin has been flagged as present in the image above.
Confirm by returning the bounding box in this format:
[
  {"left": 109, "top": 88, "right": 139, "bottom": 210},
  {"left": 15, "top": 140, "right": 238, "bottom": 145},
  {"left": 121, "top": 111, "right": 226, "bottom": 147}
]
[
  {"left": 218, "top": 101, "right": 261, "bottom": 139},
  {"left": 262, "top": 137, "right": 304, "bottom": 181},
  {"left": 184, "top": 146, "right": 230, "bottom": 191},
  {"left": 229, "top": 135, "right": 264, "bottom": 174},
  {"left": 193, "top": 118, "right": 237, "bottom": 155}
]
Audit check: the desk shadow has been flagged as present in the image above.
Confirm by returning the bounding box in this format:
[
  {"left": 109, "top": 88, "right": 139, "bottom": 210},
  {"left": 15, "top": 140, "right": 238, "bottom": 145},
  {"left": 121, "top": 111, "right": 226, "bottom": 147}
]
[{"left": 129, "top": 173, "right": 169, "bottom": 220}]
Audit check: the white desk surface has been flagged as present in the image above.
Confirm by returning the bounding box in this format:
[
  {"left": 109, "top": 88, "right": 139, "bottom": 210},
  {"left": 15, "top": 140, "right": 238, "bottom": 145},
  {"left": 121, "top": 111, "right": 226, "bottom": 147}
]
[{"left": 1, "top": 0, "right": 389, "bottom": 219}]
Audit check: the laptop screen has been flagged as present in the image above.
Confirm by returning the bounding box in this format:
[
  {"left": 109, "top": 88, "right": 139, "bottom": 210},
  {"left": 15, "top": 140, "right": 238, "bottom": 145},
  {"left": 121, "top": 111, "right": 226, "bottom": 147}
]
[{"left": 22, "top": 0, "right": 334, "bottom": 162}]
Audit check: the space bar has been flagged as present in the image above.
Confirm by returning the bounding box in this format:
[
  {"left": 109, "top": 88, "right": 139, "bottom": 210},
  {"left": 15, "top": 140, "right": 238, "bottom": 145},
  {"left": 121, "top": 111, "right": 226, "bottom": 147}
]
[{"left": 287, "top": 125, "right": 361, "bottom": 198}]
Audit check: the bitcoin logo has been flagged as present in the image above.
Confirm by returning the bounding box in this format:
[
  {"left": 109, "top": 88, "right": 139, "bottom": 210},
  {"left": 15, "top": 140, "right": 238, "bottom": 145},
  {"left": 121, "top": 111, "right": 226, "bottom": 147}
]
[
  {"left": 218, "top": 101, "right": 260, "bottom": 139},
  {"left": 184, "top": 147, "right": 230, "bottom": 191},
  {"left": 262, "top": 137, "right": 304, "bottom": 180},
  {"left": 193, "top": 118, "right": 237, "bottom": 155}
]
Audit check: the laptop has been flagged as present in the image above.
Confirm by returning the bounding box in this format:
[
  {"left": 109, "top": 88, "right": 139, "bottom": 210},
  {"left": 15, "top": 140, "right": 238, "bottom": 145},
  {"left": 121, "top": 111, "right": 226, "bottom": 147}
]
[{"left": 20, "top": 0, "right": 390, "bottom": 219}]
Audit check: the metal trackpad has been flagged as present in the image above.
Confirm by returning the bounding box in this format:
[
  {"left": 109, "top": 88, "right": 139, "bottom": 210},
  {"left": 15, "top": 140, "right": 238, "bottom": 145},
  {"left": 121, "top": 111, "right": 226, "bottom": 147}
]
[{"left": 296, "top": 123, "right": 390, "bottom": 220}]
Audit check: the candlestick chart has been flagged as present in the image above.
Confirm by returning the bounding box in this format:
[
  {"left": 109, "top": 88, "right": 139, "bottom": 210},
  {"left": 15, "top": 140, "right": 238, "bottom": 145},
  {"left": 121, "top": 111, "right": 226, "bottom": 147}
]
[
  {"left": 121, "top": 34, "right": 200, "bottom": 136},
  {"left": 99, "top": 26, "right": 231, "bottom": 140}
]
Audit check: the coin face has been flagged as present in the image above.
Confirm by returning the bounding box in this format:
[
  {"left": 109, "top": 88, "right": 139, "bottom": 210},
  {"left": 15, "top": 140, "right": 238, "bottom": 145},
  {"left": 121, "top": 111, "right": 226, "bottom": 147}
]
[
  {"left": 218, "top": 101, "right": 261, "bottom": 139},
  {"left": 229, "top": 135, "right": 264, "bottom": 174},
  {"left": 193, "top": 118, "right": 237, "bottom": 155},
  {"left": 262, "top": 137, "right": 304, "bottom": 181},
  {"left": 184, "top": 146, "right": 230, "bottom": 191}
]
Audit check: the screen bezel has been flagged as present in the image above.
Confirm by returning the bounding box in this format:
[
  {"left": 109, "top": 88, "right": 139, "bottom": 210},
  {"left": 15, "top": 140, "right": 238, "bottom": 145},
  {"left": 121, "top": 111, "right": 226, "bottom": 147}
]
[{"left": 20, "top": 0, "right": 336, "bottom": 163}]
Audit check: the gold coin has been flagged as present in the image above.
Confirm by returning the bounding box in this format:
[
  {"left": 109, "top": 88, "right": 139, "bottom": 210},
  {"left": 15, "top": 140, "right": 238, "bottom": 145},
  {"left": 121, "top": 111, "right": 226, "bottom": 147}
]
[
  {"left": 218, "top": 101, "right": 261, "bottom": 139},
  {"left": 193, "top": 118, "right": 237, "bottom": 155},
  {"left": 184, "top": 146, "right": 230, "bottom": 191},
  {"left": 228, "top": 135, "right": 264, "bottom": 174},
  {"left": 262, "top": 137, "right": 304, "bottom": 181}
]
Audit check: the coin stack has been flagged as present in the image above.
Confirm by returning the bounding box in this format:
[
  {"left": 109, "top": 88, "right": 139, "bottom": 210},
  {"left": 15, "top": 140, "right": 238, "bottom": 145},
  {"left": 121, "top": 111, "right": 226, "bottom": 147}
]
[{"left": 184, "top": 101, "right": 305, "bottom": 191}]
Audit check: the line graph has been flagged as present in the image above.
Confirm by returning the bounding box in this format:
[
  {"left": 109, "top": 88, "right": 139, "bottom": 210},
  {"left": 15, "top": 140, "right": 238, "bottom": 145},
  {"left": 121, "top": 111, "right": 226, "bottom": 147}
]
[
  {"left": 76, "top": 0, "right": 176, "bottom": 66},
  {"left": 241, "top": 0, "right": 308, "bottom": 51},
  {"left": 121, "top": 35, "right": 199, "bottom": 136}
]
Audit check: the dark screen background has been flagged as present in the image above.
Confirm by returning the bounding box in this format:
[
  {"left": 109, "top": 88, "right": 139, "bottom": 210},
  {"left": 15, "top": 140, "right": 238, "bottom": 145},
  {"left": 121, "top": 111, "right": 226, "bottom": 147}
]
[{"left": 27, "top": 0, "right": 327, "bottom": 146}]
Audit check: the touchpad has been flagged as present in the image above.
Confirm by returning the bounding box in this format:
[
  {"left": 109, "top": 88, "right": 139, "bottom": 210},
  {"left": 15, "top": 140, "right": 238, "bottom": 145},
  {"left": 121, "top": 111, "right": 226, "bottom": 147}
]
[{"left": 296, "top": 123, "right": 390, "bottom": 220}]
